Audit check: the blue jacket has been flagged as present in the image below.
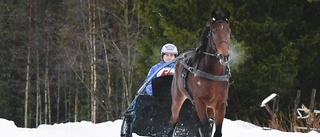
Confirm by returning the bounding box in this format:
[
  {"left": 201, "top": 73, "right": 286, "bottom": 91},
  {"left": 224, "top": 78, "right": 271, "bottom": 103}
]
[{"left": 145, "top": 61, "right": 175, "bottom": 95}]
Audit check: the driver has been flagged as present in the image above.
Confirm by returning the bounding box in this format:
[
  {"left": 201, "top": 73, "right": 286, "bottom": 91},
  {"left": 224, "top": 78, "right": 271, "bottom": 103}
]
[{"left": 144, "top": 43, "right": 178, "bottom": 95}]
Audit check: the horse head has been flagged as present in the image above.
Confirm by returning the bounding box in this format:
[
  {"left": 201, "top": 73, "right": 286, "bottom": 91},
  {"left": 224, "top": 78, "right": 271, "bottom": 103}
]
[{"left": 207, "top": 10, "right": 231, "bottom": 65}]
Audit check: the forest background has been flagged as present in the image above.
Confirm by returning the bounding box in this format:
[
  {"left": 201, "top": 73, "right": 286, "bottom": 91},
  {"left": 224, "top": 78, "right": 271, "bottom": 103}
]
[{"left": 0, "top": 0, "right": 319, "bottom": 131}]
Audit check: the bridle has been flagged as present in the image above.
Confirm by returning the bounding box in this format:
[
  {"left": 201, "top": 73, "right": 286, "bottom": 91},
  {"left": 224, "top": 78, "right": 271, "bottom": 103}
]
[{"left": 204, "top": 20, "right": 231, "bottom": 66}]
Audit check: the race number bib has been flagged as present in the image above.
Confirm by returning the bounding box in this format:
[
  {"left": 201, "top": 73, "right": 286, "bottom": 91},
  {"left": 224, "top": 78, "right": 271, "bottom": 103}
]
[{"left": 156, "top": 68, "right": 175, "bottom": 77}]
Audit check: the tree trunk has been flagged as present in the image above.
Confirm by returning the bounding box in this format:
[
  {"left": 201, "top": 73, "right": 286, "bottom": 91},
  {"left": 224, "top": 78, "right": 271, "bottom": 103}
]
[
  {"left": 45, "top": 42, "right": 50, "bottom": 124},
  {"left": 44, "top": 11, "right": 52, "bottom": 124},
  {"left": 98, "top": 6, "right": 112, "bottom": 120},
  {"left": 64, "top": 72, "right": 67, "bottom": 122},
  {"left": 107, "top": 0, "right": 140, "bottom": 117},
  {"left": 121, "top": 70, "right": 128, "bottom": 113},
  {"left": 92, "top": 0, "right": 97, "bottom": 124},
  {"left": 88, "top": 0, "right": 97, "bottom": 124},
  {"left": 25, "top": 0, "right": 32, "bottom": 128},
  {"left": 57, "top": 65, "right": 60, "bottom": 123},
  {"left": 75, "top": 88, "right": 78, "bottom": 122},
  {"left": 80, "top": 1, "right": 90, "bottom": 121},
  {"left": 124, "top": 0, "right": 133, "bottom": 106},
  {"left": 69, "top": 85, "right": 72, "bottom": 122},
  {"left": 38, "top": 50, "right": 42, "bottom": 125},
  {"left": 36, "top": 49, "right": 40, "bottom": 127}
]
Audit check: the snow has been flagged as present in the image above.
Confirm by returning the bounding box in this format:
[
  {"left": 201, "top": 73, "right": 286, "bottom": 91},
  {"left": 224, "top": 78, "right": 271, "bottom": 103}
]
[{"left": 0, "top": 118, "right": 318, "bottom": 137}]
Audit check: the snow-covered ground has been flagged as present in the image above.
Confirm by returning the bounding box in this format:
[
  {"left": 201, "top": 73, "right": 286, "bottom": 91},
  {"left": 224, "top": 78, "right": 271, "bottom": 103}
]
[{"left": 0, "top": 118, "right": 318, "bottom": 137}]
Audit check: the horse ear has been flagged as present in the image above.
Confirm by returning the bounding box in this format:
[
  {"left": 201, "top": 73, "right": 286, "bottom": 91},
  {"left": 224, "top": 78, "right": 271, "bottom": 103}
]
[
  {"left": 210, "top": 10, "right": 218, "bottom": 22},
  {"left": 225, "top": 10, "right": 230, "bottom": 20},
  {"left": 210, "top": 10, "right": 230, "bottom": 22}
]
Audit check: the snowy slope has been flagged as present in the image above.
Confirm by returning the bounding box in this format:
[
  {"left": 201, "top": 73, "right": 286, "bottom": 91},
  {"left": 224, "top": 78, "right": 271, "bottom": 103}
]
[{"left": 0, "top": 118, "right": 318, "bottom": 137}]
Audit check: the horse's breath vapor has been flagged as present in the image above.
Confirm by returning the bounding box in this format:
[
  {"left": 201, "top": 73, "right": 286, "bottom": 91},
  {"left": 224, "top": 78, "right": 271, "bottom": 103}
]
[{"left": 229, "top": 42, "right": 247, "bottom": 67}]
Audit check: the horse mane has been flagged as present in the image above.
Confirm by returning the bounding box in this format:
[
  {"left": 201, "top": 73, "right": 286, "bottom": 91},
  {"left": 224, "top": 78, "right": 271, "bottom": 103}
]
[
  {"left": 192, "top": 25, "right": 210, "bottom": 63},
  {"left": 200, "top": 26, "right": 210, "bottom": 50}
]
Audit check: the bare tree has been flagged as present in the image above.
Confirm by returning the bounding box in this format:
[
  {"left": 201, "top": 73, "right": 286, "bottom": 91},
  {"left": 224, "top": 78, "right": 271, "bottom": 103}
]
[
  {"left": 44, "top": 10, "right": 52, "bottom": 124},
  {"left": 75, "top": 84, "right": 79, "bottom": 122},
  {"left": 44, "top": 40, "right": 49, "bottom": 124},
  {"left": 97, "top": 1, "right": 112, "bottom": 120},
  {"left": 24, "top": 0, "right": 33, "bottom": 128},
  {"left": 109, "top": 0, "right": 141, "bottom": 115},
  {"left": 92, "top": 0, "right": 142, "bottom": 118},
  {"left": 36, "top": 49, "right": 41, "bottom": 127},
  {"left": 85, "top": 0, "right": 98, "bottom": 123},
  {"left": 57, "top": 64, "right": 61, "bottom": 123}
]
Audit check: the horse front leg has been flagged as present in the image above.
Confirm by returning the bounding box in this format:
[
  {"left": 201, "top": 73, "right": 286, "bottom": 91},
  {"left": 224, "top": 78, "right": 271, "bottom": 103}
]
[
  {"left": 195, "top": 100, "right": 212, "bottom": 137},
  {"left": 168, "top": 89, "right": 185, "bottom": 136},
  {"left": 213, "top": 102, "right": 226, "bottom": 137},
  {"left": 199, "top": 116, "right": 212, "bottom": 137}
]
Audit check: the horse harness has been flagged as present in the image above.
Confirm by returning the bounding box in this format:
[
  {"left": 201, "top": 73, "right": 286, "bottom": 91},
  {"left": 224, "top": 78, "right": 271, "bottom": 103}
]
[{"left": 178, "top": 50, "right": 231, "bottom": 104}]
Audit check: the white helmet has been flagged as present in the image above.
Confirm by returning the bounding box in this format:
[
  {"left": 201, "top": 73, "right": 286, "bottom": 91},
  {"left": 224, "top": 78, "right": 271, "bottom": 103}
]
[{"left": 161, "top": 43, "right": 178, "bottom": 55}]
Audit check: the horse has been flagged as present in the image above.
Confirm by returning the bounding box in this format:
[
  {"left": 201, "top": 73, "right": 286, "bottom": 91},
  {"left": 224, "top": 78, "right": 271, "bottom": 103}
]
[{"left": 169, "top": 10, "right": 231, "bottom": 137}]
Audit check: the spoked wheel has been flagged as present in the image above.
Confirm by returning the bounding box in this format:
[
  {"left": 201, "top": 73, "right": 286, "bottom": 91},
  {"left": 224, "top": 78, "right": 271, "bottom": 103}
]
[{"left": 120, "top": 116, "right": 133, "bottom": 137}]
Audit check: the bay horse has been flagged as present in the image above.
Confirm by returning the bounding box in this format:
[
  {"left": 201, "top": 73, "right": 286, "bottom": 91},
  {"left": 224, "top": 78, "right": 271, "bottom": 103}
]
[{"left": 169, "top": 11, "right": 231, "bottom": 137}]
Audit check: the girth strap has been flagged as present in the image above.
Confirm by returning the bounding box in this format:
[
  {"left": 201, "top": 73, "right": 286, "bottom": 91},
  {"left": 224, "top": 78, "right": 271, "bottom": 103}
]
[{"left": 180, "top": 61, "right": 229, "bottom": 82}]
